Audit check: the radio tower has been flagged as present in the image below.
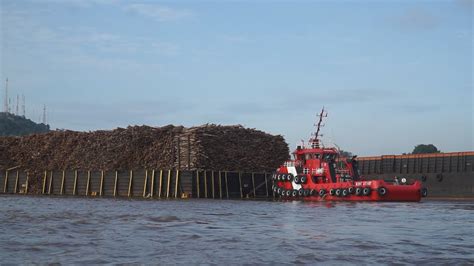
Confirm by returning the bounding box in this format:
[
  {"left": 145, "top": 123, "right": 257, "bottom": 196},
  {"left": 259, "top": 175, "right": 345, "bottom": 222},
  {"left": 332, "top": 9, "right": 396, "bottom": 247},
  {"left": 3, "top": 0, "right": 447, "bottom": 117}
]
[
  {"left": 3, "top": 78, "right": 8, "bottom": 113},
  {"left": 16, "top": 95, "right": 19, "bottom": 115},
  {"left": 22, "top": 95, "right": 25, "bottom": 117},
  {"left": 42, "top": 105, "right": 47, "bottom": 124}
]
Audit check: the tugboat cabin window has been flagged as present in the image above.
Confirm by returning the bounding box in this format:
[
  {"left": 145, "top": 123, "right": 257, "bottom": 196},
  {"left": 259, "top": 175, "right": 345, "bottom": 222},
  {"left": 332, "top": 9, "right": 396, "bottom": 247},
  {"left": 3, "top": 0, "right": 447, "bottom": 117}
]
[
  {"left": 304, "top": 153, "right": 320, "bottom": 160},
  {"left": 323, "top": 154, "right": 336, "bottom": 160}
]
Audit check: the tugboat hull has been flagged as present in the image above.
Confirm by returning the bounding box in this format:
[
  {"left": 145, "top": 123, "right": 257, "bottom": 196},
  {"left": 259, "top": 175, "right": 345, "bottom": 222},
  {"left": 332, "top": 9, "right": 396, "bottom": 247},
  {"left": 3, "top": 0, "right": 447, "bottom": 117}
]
[{"left": 274, "top": 177, "right": 423, "bottom": 202}]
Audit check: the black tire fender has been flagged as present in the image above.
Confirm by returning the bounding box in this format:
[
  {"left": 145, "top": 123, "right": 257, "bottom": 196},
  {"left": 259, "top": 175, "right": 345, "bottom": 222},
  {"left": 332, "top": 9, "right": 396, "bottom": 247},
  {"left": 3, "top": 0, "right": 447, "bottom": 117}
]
[
  {"left": 292, "top": 190, "right": 298, "bottom": 197},
  {"left": 363, "top": 187, "right": 371, "bottom": 196},
  {"left": 378, "top": 187, "right": 387, "bottom": 196},
  {"left": 303, "top": 189, "right": 310, "bottom": 197},
  {"left": 421, "top": 188, "right": 428, "bottom": 197},
  {"left": 342, "top": 189, "right": 348, "bottom": 197},
  {"left": 287, "top": 173, "right": 294, "bottom": 182},
  {"left": 348, "top": 187, "right": 354, "bottom": 194},
  {"left": 436, "top": 174, "right": 443, "bottom": 182},
  {"left": 294, "top": 176, "right": 300, "bottom": 184},
  {"left": 300, "top": 176, "right": 307, "bottom": 184}
]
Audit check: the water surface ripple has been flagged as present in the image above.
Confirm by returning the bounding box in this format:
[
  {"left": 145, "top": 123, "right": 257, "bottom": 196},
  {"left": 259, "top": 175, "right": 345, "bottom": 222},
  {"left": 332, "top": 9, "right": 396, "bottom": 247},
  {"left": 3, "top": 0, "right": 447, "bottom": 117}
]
[{"left": 1, "top": 196, "right": 473, "bottom": 264}]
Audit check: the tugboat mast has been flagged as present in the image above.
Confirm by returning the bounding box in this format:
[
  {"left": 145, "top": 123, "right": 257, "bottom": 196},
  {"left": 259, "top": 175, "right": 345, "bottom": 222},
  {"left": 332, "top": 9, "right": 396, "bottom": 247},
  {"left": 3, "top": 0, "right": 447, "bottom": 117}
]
[{"left": 310, "top": 107, "right": 327, "bottom": 148}]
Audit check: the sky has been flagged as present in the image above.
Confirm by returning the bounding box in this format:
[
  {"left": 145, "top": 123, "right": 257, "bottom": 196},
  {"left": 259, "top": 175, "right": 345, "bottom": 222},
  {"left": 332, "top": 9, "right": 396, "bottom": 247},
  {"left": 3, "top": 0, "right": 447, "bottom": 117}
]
[{"left": 0, "top": 0, "right": 472, "bottom": 156}]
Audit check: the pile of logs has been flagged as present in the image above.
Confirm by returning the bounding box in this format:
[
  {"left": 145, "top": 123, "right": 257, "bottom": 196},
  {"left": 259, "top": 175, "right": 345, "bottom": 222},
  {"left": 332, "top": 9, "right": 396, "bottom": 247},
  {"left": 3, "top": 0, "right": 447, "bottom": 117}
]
[
  {"left": 176, "top": 124, "right": 289, "bottom": 172},
  {"left": 0, "top": 124, "right": 289, "bottom": 173}
]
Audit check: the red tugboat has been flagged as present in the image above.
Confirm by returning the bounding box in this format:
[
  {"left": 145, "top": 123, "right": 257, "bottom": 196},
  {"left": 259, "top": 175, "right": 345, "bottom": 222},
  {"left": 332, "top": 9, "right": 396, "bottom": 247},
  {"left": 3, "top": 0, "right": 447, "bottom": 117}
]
[{"left": 272, "top": 108, "right": 428, "bottom": 202}]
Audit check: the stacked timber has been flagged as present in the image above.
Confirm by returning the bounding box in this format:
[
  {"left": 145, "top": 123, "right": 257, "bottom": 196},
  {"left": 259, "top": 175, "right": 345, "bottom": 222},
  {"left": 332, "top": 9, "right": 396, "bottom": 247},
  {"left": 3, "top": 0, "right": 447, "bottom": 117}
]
[
  {"left": 0, "top": 124, "right": 289, "bottom": 173},
  {"left": 175, "top": 124, "right": 289, "bottom": 172},
  {"left": 0, "top": 125, "right": 179, "bottom": 171}
]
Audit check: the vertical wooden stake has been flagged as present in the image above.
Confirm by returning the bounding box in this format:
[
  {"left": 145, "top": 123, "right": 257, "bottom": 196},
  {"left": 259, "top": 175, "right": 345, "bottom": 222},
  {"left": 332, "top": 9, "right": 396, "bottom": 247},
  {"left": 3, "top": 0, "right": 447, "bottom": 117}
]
[
  {"left": 42, "top": 171, "right": 47, "bottom": 194},
  {"left": 166, "top": 169, "right": 171, "bottom": 198},
  {"left": 239, "top": 172, "right": 243, "bottom": 199},
  {"left": 128, "top": 170, "right": 133, "bottom": 197},
  {"left": 225, "top": 171, "right": 229, "bottom": 199},
  {"left": 175, "top": 170, "right": 179, "bottom": 199},
  {"left": 14, "top": 171, "right": 19, "bottom": 194},
  {"left": 211, "top": 171, "right": 215, "bottom": 199},
  {"left": 60, "top": 170, "right": 66, "bottom": 195},
  {"left": 196, "top": 171, "right": 200, "bottom": 199},
  {"left": 3, "top": 170, "right": 8, "bottom": 193},
  {"left": 219, "top": 171, "right": 222, "bottom": 199},
  {"left": 86, "top": 171, "right": 91, "bottom": 196},
  {"left": 48, "top": 171, "right": 53, "bottom": 195},
  {"left": 272, "top": 175, "right": 275, "bottom": 199},
  {"left": 158, "top": 170, "right": 163, "bottom": 198},
  {"left": 73, "top": 170, "right": 78, "bottom": 196},
  {"left": 25, "top": 173, "right": 29, "bottom": 194},
  {"left": 113, "top": 171, "right": 118, "bottom": 197},
  {"left": 204, "top": 171, "right": 208, "bottom": 198},
  {"left": 143, "top": 170, "right": 148, "bottom": 198},
  {"left": 150, "top": 170, "right": 155, "bottom": 198},
  {"left": 187, "top": 135, "right": 191, "bottom": 170},
  {"left": 252, "top": 173, "right": 256, "bottom": 198},
  {"left": 264, "top": 173, "right": 269, "bottom": 198},
  {"left": 100, "top": 171, "right": 104, "bottom": 196}
]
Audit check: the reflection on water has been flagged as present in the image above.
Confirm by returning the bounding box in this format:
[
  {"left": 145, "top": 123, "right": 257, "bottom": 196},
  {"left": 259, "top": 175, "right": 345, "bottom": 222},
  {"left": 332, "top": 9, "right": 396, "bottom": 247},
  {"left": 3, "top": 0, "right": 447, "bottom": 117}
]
[{"left": 0, "top": 196, "right": 473, "bottom": 264}]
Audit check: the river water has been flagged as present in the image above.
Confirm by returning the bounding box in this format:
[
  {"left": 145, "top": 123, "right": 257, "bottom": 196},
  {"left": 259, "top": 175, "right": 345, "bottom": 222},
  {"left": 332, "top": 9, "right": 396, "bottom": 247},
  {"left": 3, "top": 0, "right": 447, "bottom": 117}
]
[{"left": 0, "top": 196, "right": 473, "bottom": 265}]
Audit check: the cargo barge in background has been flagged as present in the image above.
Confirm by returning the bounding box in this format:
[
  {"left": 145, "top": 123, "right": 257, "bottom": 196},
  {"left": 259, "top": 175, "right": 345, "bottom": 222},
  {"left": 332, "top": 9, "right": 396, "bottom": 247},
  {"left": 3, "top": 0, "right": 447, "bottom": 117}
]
[{"left": 357, "top": 152, "right": 474, "bottom": 199}]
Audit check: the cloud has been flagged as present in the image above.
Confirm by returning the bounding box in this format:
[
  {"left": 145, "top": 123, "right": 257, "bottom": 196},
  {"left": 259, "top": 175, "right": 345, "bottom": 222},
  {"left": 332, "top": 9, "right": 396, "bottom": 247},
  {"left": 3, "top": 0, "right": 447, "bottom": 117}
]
[
  {"left": 214, "top": 88, "right": 396, "bottom": 121},
  {"left": 392, "top": 9, "right": 441, "bottom": 30},
  {"left": 396, "top": 103, "right": 442, "bottom": 114},
  {"left": 124, "top": 4, "right": 193, "bottom": 22},
  {"left": 294, "top": 88, "right": 397, "bottom": 105},
  {"left": 455, "top": 0, "right": 473, "bottom": 11},
  {"left": 1, "top": 7, "right": 179, "bottom": 74},
  {"left": 28, "top": 0, "right": 119, "bottom": 8},
  {"left": 222, "top": 34, "right": 252, "bottom": 44},
  {"left": 150, "top": 42, "right": 180, "bottom": 56},
  {"left": 54, "top": 54, "right": 162, "bottom": 72},
  {"left": 49, "top": 99, "right": 197, "bottom": 130}
]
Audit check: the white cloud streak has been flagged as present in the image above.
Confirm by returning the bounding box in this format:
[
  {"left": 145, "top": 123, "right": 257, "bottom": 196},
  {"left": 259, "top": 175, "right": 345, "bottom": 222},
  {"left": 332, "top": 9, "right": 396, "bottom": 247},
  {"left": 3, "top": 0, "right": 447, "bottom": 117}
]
[
  {"left": 124, "top": 4, "right": 193, "bottom": 22},
  {"left": 392, "top": 8, "right": 441, "bottom": 31},
  {"left": 1, "top": 8, "right": 179, "bottom": 74}
]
